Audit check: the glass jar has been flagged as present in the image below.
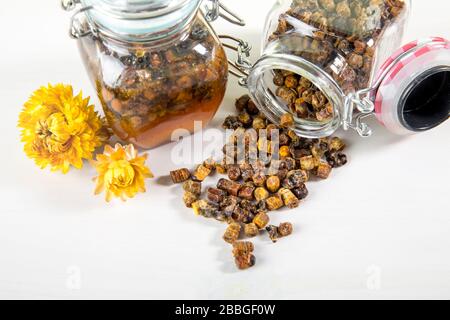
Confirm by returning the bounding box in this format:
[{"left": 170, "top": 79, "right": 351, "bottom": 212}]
[
  {"left": 62, "top": 0, "right": 243, "bottom": 149},
  {"left": 231, "top": 0, "right": 449, "bottom": 138}
]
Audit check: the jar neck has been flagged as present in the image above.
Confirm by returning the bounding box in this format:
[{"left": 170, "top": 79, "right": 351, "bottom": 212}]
[
  {"left": 80, "top": 0, "right": 202, "bottom": 43},
  {"left": 93, "top": 13, "right": 201, "bottom": 51},
  {"left": 246, "top": 52, "right": 346, "bottom": 139}
]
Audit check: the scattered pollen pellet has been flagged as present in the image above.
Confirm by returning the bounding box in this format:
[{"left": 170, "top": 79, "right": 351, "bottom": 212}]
[
  {"left": 266, "top": 195, "right": 284, "bottom": 211},
  {"left": 300, "top": 156, "right": 316, "bottom": 171},
  {"left": 239, "top": 184, "right": 255, "bottom": 201},
  {"left": 254, "top": 187, "right": 269, "bottom": 202},
  {"left": 235, "top": 254, "right": 256, "bottom": 270},
  {"left": 183, "top": 180, "right": 202, "bottom": 196},
  {"left": 266, "top": 176, "right": 281, "bottom": 193},
  {"left": 329, "top": 137, "right": 346, "bottom": 151},
  {"left": 217, "top": 178, "right": 241, "bottom": 197},
  {"left": 253, "top": 212, "right": 270, "bottom": 229},
  {"left": 183, "top": 191, "right": 199, "bottom": 208},
  {"left": 316, "top": 161, "right": 332, "bottom": 179},
  {"left": 170, "top": 168, "right": 191, "bottom": 184},
  {"left": 233, "top": 241, "right": 256, "bottom": 270},
  {"left": 193, "top": 164, "right": 212, "bottom": 182},
  {"left": 279, "top": 145, "right": 291, "bottom": 158},
  {"left": 278, "top": 222, "right": 293, "bottom": 237},
  {"left": 228, "top": 165, "right": 242, "bottom": 181},
  {"left": 232, "top": 241, "right": 255, "bottom": 257},
  {"left": 279, "top": 188, "right": 300, "bottom": 209},
  {"left": 223, "top": 222, "right": 241, "bottom": 244},
  {"left": 244, "top": 223, "right": 259, "bottom": 238},
  {"left": 192, "top": 200, "right": 217, "bottom": 218},
  {"left": 207, "top": 188, "right": 227, "bottom": 203},
  {"left": 175, "top": 94, "right": 349, "bottom": 271},
  {"left": 266, "top": 225, "right": 279, "bottom": 243}
]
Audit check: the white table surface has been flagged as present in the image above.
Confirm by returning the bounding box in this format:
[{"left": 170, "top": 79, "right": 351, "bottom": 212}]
[{"left": 0, "top": 0, "right": 449, "bottom": 300}]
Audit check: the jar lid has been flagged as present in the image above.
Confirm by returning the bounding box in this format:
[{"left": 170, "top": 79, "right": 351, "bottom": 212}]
[
  {"left": 375, "top": 38, "right": 450, "bottom": 134},
  {"left": 80, "top": 0, "right": 202, "bottom": 40}
]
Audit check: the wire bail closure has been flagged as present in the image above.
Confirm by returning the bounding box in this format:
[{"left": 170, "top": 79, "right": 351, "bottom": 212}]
[
  {"left": 343, "top": 89, "right": 376, "bottom": 137},
  {"left": 203, "top": 0, "right": 246, "bottom": 26},
  {"left": 219, "top": 35, "right": 252, "bottom": 86},
  {"left": 61, "top": 0, "right": 95, "bottom": 39},
  {"left": 61, "top": 0, "right": 80, "bottom": 11}
]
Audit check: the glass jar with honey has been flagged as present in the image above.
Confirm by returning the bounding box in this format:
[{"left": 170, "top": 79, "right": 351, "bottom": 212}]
[{"left": 62, "top": 0, "right": 242, "bottom": 149}]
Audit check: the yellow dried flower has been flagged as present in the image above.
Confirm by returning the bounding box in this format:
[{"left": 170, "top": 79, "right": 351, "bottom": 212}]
[
  {"left": 93, "top": 143, "right": 154, "bottom": 202},
  {"left": 18, "top": 84, "right": 108, "bottom": 173}
]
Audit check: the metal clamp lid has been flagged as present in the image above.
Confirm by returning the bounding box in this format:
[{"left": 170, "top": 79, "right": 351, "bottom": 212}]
[
  {"left": 61, "top": 1, "right": 91, "bottom": 39},
  {"left": 61, "top": 0, "right": 80, "bottom": 11},
  {"left": 203, "top": 0, "right": 245, "bottom": 26},
  {"left": 218, "top": 35, "right": 252, "bottom": 86}
]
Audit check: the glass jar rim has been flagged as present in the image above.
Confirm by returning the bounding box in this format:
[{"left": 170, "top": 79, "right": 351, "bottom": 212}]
[
  {"left": 375, "top": 38, "right": 450, "bottom": 134},
  {"left": 81, "top": 0, "right": 201, "bottom": 20},
  {"left": 79, "top": 0, "right": 202, "bottom": 41},
  {"left": 246, "top": 53, "right": 346, "bottom": 138}
]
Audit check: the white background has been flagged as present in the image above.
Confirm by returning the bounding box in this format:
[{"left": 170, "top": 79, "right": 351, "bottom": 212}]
[{"left": 0, "top": 0, "right": 449, "bottom": 300}]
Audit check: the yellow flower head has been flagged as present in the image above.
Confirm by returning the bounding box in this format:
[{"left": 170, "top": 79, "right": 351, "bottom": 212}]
[
  {"left": 93, "top": 143, "right": 154, "bottom": 202},
  {"left": 18, "top": 84, "right": 109, "bottom": 173}
]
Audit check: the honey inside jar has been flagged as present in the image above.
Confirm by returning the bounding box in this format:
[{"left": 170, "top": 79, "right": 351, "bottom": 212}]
[{"left": 79, "top": 16, "right": 228, "bottom": 149}]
